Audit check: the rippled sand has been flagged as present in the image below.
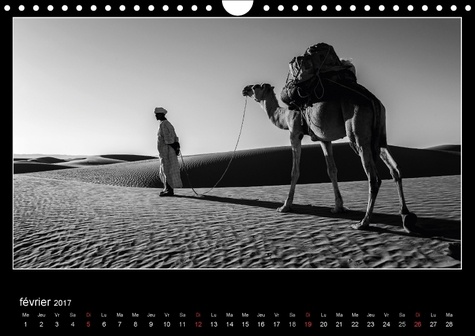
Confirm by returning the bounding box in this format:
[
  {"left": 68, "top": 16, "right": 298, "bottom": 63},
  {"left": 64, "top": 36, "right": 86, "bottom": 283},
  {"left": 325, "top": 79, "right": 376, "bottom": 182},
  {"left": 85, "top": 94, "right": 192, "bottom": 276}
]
[{"left": 13, "top": 175, "right": 460, "bottom": 269}]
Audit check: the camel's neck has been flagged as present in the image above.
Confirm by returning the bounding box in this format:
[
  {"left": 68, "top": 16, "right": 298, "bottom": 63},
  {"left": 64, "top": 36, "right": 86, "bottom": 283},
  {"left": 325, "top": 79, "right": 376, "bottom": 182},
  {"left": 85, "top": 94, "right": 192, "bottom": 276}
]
[{"left": 259, "top": 92, "right": 288, "bottom": 130}]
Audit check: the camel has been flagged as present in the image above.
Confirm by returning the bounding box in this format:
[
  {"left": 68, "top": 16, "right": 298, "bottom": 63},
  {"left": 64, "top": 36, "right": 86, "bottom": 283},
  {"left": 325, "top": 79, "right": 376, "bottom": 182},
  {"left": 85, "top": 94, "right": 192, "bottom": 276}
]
[{"left": 242, "top": 83, "right": 417, "bottom": 231}]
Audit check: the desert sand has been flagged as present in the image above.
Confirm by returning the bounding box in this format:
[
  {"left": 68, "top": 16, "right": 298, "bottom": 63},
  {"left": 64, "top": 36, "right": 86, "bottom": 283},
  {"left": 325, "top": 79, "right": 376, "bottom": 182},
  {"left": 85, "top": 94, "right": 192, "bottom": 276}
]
[{"left": 13, "top": 144, "right": 461, "bottom": 269}]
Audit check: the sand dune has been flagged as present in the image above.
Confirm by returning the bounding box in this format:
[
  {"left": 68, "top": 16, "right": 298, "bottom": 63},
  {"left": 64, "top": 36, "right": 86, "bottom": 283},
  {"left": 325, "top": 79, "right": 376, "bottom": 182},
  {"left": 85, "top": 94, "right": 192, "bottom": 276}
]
[
  {"left": 181, "top": 144, "right": 460, "bottom": 188},
  {"left": 17, "top": 144, "right": 460, "bottom": 189},
  {"left": 14, "top": 154, "right": 157, "bottom": 173},
  {"left": 100, "top": 154, "right": 157, "bottom": 161},
  {"left": 426, "top": 144, "right": 461, "bottom": 153},
  {"left": 57, "top": 156, "right": 126, "bottom": 166},
  {"left": 13, "top": 161, "right": 77, "bottom": 174},
  {"left": 28, "top": 156, "right": 67, "bottom": 164}
]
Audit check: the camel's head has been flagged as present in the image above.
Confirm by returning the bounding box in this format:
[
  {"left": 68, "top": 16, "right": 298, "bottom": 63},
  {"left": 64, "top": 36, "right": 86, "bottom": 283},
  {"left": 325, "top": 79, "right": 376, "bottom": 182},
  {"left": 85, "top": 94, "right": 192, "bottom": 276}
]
[{"left": 242, "top": 83, "right": 275, "bottom": 102}]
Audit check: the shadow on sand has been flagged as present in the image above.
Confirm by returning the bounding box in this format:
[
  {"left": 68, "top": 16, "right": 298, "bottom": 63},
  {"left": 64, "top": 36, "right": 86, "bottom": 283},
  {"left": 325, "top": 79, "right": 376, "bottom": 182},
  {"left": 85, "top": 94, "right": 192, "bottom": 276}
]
[{"left": 175, "top": 194, "right": 460, "bottom": 241}]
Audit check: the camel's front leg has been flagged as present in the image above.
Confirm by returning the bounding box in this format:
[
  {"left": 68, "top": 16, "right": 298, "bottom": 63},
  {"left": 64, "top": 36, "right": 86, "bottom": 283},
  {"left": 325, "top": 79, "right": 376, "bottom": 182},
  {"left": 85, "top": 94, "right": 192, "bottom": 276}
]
[
  {"left": 278, "top": 133, "right": 302, "bottom": 212},
  {"left": 320, "top": 141, "right": 346, "bottom": 213}
]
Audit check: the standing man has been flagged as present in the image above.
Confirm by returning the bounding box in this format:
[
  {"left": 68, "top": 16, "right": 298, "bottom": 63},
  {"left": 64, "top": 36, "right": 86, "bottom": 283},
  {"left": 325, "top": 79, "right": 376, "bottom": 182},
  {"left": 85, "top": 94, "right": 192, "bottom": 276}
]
[{"left": 154, "top": 107, "right": 182, "bottom": 196}]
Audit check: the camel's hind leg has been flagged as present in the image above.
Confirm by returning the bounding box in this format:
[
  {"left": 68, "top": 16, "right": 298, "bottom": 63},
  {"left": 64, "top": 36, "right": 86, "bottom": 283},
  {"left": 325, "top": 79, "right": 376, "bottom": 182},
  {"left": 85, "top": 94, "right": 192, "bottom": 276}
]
[
  {"left": 379, "top": 147, "right": 417, "bottom": 232},
  {"left": 351, "top": 145, "right": 381, "bottom": 230}
]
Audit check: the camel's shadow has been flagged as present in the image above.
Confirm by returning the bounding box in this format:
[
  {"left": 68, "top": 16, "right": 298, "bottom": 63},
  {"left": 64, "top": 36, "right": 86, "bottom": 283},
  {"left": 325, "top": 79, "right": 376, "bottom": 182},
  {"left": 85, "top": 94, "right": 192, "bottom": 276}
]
[{"left": 175, "top": 194, "right": 460, "bottom": 240}]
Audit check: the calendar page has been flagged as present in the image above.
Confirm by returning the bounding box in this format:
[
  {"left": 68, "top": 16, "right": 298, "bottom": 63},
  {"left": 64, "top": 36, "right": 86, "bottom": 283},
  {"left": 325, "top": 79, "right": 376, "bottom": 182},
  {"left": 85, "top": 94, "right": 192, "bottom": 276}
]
[{"left": 8, "top": 0, "right": 465, "bottom": 333}]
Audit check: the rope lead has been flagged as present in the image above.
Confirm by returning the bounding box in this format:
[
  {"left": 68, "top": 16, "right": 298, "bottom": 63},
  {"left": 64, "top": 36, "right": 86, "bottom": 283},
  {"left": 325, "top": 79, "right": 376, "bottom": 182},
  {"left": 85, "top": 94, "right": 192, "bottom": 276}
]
[{"left": 179, "top": 97, "right": 248, "bottom": 197}]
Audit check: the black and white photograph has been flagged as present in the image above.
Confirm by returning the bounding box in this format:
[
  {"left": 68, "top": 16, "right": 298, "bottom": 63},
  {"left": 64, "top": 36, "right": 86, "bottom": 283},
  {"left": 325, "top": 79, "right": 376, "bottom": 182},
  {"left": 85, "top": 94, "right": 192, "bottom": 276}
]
[
  {"left": 13, "top": 15, "right": 461, "bottom": 269},
  {"left": 7, "top": 1, "right": 470, "bottom": 333}
]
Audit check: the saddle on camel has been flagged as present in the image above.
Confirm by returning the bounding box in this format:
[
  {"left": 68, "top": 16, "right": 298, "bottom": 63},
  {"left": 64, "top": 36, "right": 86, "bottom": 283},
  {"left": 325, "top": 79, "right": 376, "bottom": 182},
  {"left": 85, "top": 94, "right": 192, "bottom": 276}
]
[{"left": 281, "top": 42, "right": 378, "bottom": 110}]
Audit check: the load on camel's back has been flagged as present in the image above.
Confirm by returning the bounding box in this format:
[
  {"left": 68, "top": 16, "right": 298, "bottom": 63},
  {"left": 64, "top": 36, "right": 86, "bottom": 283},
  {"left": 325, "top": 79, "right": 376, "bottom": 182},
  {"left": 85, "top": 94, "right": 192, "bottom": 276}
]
[{"left": 281, "top": 42, "right": 376, "bottom": 110}]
